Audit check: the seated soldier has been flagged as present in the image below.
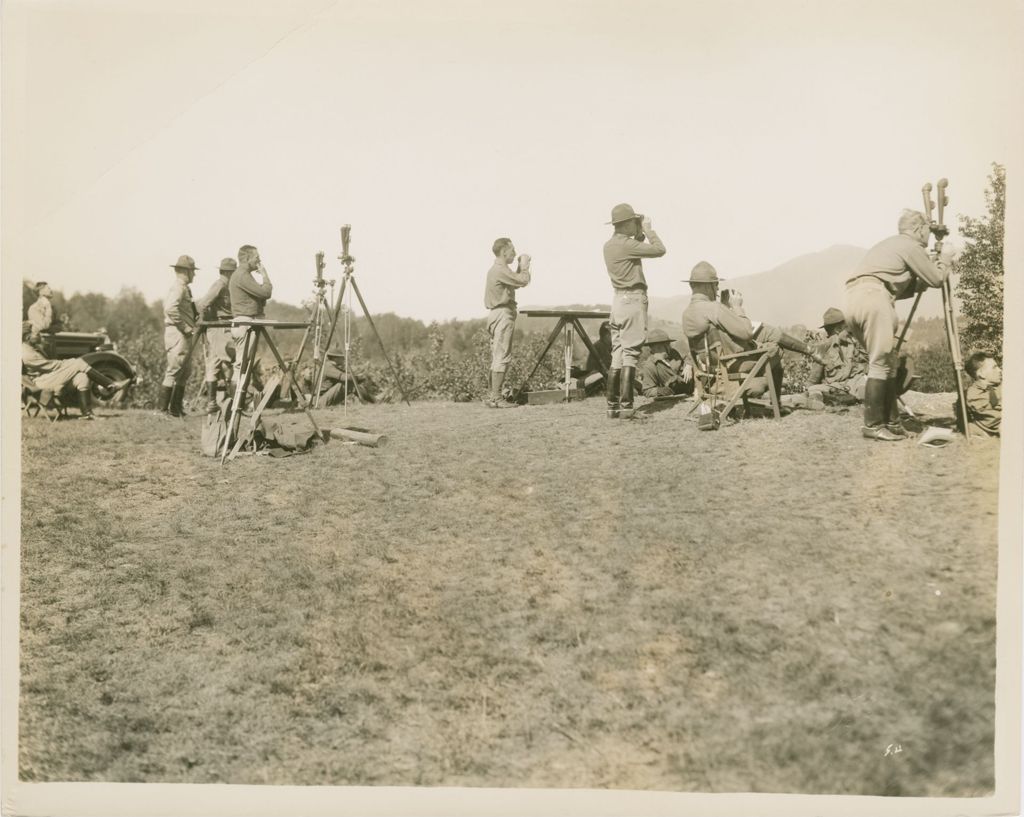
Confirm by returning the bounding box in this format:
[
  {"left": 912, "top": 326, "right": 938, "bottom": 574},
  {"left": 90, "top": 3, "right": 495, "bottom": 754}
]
[
  {"left": 21, "top": 322, "right": 130, "bottom": 419},
  {"left": 637, "top": 328, "right": 693, "bottom": 397},
  {"left": 805, "top": 307, "right": 916, "bottom": 406},
  {"left": 569, "top": 321, "right": 613, "bottom": 395},
  {"left": 681, "top": 261, "right": 824, "bottom": 401},
  {"left": 963, "top": 352, "right": 1002, "bottom": 437}
]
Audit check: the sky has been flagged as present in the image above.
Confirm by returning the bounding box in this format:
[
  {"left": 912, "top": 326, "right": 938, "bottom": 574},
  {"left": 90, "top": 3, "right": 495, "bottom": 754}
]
[{"left": 3, "top": 0, "right": 1022, "bottom": 322}]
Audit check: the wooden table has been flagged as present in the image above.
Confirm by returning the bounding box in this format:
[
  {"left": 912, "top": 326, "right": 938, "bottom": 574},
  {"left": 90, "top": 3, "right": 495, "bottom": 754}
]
[{"left": 514, "top": 309, "right": 610, "bottom": 401}]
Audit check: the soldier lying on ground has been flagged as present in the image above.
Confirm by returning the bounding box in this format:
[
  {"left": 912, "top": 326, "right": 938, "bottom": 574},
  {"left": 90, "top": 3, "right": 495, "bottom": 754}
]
[
  {"left": 963, "top": 352, "right": 1002, "bottom": 437},
  {"left": 637, "top": 328, "right": 693, "bottom": 398},
  {"left": 300, "top": 355, "right": 378, "bottom": 405},
  {"left": 21, "top": 322, "right": 130, "bottom": 420}
]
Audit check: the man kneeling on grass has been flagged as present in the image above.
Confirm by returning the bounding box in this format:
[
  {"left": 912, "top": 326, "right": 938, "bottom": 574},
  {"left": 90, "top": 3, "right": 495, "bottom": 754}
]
[
  {"left": 21, "top": 322, "right": 130, "bottom": 419},
  {"left": 483, "top": 237, "right": 531, "bottom": 408},
  {"left": 963, "top": 352, "right": 1002, "bottom": 437}
]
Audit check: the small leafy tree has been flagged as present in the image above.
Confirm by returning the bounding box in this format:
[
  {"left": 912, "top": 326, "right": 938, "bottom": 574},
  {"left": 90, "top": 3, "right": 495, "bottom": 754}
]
[{"left": 956, "top": 163, "right": 1004, "bottom": 357}]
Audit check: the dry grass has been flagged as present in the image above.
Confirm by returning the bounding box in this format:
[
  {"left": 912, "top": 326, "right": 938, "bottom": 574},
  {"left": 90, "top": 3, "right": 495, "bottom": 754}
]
[{"left": 18, "top": 393, "right": 999, "bottom": 793}]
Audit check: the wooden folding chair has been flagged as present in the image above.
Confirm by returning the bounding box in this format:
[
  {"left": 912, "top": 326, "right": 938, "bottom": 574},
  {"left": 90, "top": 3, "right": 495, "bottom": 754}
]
[
  {"left": 21, "top": 374, "right": 68, "bottom": 422},
  {"left": 689, "top": 344, "right": 781, "bottom": 424}
]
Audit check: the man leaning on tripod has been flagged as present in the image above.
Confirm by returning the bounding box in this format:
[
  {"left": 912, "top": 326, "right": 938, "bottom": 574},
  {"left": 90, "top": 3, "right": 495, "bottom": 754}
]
[
  {"left": 844, "top": 210, "right": 953, "bottom": 442},
  {"left": 229, "top": 245, "right": 273, "bottom": 409}
]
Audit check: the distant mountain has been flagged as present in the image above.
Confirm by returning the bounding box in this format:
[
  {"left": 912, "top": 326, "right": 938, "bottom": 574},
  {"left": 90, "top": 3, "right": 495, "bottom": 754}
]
[{"left": 649, "top": 244, "right": 945, "bottom": 332}]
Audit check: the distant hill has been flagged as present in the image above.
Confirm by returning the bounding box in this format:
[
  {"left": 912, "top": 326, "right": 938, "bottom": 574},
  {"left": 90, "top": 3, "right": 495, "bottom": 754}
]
[{"left": 649, "top": 244, "right": 948, "bottom": 332}]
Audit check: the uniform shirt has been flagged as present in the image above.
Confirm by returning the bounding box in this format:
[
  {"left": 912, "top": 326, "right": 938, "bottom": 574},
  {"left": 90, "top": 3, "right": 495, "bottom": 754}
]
[
  {"left": 229, "top": 267, "right": 273, "bottom": 318},
  {"left": 965, "top": 380, "right": 1002, "bottom": 436},
  {"left": 484, "top": 261, "right": 531, "bottom": 310},
  {"left": 809, "top": 331, "right": 868, "bottom": 385},
  {"left": 681, "top": 293, "right": 755, "bottom": 360},
  {"left": 846, "top": 234, "right": 948, "bottom": 300},
  {"left": 602, "top": 230, "right": 666, "bottom": 290},
  {"left": 27, "top": 296, "right": 54, "bottom": 334},
  {"left": 195, "top": 274, "right": 233, "bottom": 320},
  {"left": 164, "top": 279, "right": 198, "bottom": 331},
  {"left": 22, "top": 341, "right": 58, "bottom": 374}
]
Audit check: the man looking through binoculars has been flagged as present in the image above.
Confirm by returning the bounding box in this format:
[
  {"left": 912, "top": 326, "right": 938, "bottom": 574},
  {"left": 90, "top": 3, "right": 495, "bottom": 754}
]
[
  {"left": 483, "top": 237, "right": 531, "bottom": 408},
  {"left": 603, "top": 203, "right": 666, "bottom": 419}
]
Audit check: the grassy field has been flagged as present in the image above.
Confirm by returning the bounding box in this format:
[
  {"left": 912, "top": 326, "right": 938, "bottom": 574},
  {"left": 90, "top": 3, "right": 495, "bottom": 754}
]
[{"left": 17, "top": 393, "right": 999, "bottom": 794}]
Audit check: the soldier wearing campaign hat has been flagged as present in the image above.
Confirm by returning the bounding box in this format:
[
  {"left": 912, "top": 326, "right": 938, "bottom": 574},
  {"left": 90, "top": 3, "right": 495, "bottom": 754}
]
[
  {"left": 157, "top": 254, "right": 199, "bottom": 418},
  {"left": 681, "top": 261, "right": 823, "bottom": 399},
  {"left": 807, "top": 306, "right": 914, "bottom": 406},
  {"left": 602, "top": 203, "right": 666, "bottom": 419},
  {"left": 637, "top": 328, "right": 693, "bottom": 397},
  {"left": 195, "top": 257, "right": 239, "bottom": 412}
]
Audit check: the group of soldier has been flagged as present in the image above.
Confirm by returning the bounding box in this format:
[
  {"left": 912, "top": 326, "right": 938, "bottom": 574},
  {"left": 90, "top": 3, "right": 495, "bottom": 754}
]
[
  {"left": 157, "top": 246, "right": 272, "bottom": 417},
  {"left": 483, "top": 203, "right": 1002, "bottom": 439}
]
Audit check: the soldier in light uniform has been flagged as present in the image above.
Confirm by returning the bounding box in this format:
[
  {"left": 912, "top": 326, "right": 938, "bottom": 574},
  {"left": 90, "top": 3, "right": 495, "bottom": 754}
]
[
  {"left": 195, "top": 257, "right": 238, "bottom": 412},
  {"left": 603, "top": 203, "right": 666, "bottom": 419},
  {"left": 158, "top": 255, "right": 199, "bottom": 418},
  {"left": 637, "top": 328, "right": 693, "bottom": 398},
  {"left": 844, "top": 209, "right": 950, "bottom": 441},
  {"left": 27, "top": 282, "right": 56, "bottom": 334},
  {"left": 681, "top": 262, "right": 823, "bottom": 398},
  {"left": 228, "top": 245, "right": 273, "bottom": 408},
  {"left": 483, "top": 237, "right": 531, "bottom": 408},
  {"left": 22, "top": 322, "right": 129, "bottom": 419}
]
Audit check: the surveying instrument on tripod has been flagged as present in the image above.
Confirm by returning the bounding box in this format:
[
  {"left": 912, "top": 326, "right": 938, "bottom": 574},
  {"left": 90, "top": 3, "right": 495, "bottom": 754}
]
[
  {"left": 893, "top": 178, "right": 971, "bottom": 441},
  {"left": 308, "top": 225, "right": 411, "bottom": 410}
]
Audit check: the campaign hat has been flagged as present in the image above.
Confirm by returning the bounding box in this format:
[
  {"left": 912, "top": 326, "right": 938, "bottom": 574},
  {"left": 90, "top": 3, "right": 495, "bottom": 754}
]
[
  {"left": 219, "top": 257, "right": 238, "bottom": 273},
  {"left": 683, "top": 261, "right": 723, "bottom": 283},
  {"left": 642, "top": 328, "right": 673, "bottom": 346},
  {"left": 170, "top": 255, "right": 198, "bottom": 271},
  {"left": 821, "top": 307, "right": 845, "bottom": 328},
  {"left": 606, "top": 203, "right": 642, "bottom": 224}
]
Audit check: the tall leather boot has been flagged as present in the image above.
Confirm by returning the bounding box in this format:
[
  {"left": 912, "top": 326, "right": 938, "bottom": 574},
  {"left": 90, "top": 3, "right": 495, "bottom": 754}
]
[
  {"left": 884, "top": 377, "right": 907, "bottom": 437},
  {"left": 168, "top": 384, "right": 186, "bottom": 418},
  {"left": 606, "top": 368, "right": 621, "bottom": 419},
  {"left": 620, "top": 366, "right": 636, "bottom": 419},
  {"left": 205, "top": 381, "right": 219, "bottom": 413},
  {"left": 78, "top": 388, "right": 95, "bottom": 420},
  {"left": 154, "top": 385, "right": 173, "bottom": 417},
  {"left": 862, "top": 377, "right": 902, "bottom": 441}
]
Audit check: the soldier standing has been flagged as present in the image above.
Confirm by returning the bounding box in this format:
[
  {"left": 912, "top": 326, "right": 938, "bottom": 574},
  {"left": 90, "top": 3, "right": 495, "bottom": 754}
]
[
  {"left": 228, "top": 245, "right": 273, "bottom": 407},
  {"left": 483, "top": 237, "right": 531, "bottom": 408},
  {"left": 157, "top": 255, "right": 199, "bottom": 418},
  {"left": 195, "top": 257, "right": 238, "bottom": 412},
  {"left": 603, "top": 203, "right": 666, "bottom": 419},
  {"left": 845, "top": 210, "right": 950, "bottom": 441}
]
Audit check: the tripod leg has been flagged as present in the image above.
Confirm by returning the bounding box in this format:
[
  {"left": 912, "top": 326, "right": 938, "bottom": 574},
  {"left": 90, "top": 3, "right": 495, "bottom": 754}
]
[
  {"left": 259, "top": 328, "right": 324, "bottom": 440},
  {"left": 314, "top": 277, "right": 349, "bottom": 402},
  {"left": 222, "top": 327, "right": 254, "bottom": 461},
  {"left": 513, "top": 318, "right": 565, "bottom": 402},
  {"left": 942, "top": 280, "right": 971, "bottom": 442},
  {"left": 349, "top": 277, "right": 412, "bottom": 406}
]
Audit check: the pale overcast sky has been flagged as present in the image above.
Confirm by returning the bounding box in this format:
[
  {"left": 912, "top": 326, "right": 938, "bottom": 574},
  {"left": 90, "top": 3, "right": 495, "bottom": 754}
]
[{"left": 3, "top": 0, "right": 1022, "bottom": 321}]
